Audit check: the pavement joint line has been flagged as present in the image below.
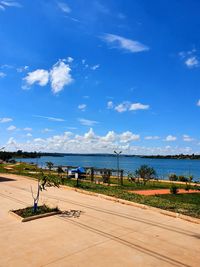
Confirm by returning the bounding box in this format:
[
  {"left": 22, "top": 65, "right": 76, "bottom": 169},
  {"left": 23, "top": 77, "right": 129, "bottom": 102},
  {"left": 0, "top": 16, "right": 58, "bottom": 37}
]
[
  {"left": 54, "top": 215, "right": 190, "bottom": 267},
  {"left": 1, "top": 181, "right": 198, "bottom": 238},
  {"left": 62, "top": 186, "right": 200, "bottom": 224},
  {"left": 0, "top": 174, "right": 199, "bottom": 267},
  {"left": 43, "top": 218, "right": 135, "bottom": 267},
  {"left": 2, "top": 173, "right": 200, "bottom": 225}
]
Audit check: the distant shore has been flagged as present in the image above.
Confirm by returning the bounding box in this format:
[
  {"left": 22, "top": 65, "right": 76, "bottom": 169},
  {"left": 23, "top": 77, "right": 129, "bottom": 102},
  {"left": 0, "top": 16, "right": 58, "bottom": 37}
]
[{"left": 1, "top": 150, "right": 200, "bottom": 160}]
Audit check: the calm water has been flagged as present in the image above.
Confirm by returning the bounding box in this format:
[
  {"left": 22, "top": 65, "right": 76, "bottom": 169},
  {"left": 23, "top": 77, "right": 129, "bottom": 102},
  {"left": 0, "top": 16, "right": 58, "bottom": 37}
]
[{"left": 18, "top": 155, "right": 200, "bottom": 181}]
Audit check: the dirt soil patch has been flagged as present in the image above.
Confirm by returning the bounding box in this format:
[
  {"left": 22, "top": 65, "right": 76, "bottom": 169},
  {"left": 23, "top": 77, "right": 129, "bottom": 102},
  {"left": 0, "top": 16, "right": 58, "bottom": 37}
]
[{"left": 130, "top": 189, "right": 200, "bottom": 196}]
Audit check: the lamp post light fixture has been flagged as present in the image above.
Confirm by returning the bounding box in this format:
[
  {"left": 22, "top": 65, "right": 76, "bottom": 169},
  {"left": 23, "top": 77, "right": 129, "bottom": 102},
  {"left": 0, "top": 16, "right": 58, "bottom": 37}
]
[{"left": 114, "top": 150, "right": 122, "bottom": 184}]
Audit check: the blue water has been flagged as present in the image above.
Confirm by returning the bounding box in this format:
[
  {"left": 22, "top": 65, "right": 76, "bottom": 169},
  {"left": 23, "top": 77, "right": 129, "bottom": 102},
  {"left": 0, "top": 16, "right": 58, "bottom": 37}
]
[{"left": 17, "top": 155, "right": 200, "bottom": 181}]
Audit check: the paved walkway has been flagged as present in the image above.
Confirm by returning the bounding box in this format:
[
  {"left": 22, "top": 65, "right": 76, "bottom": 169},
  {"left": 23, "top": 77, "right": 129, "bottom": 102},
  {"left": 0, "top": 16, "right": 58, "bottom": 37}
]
[{"left": 0, "top": 174, "right": 200, "bottom": 267}]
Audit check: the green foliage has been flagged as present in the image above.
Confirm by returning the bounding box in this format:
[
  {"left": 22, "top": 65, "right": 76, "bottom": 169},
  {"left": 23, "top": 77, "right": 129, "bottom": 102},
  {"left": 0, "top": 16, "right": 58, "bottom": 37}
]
[
  {"left": 0, "top": 151, "right": 12, "bottom": 162},
  {"left": 178, "top": 175, "right": 188, "bottom": 182},
  {"left": 100, "top": 169, "right": 111, "bottom": 184},
  {"left": 169, "top": 174, "right": 193, "bottom": 183},
  {"left": 62, "top": 179, "right": 200, "bottom": 218},
  {"left": 134, "top": 165, "right": 157, "bottom": 185},
  {"left": 169, "top": 174, "right": 178, "bottom": 181},
  {"left": 13, "top": 205, "right": 59, "bottom": 218},
  {"left": 170, "top": 184, "right": 179, "bottom": 194},
  {"left": 39, "top": 172, "right": 60, "bottom": 190},
  {"left": 46, "top": 161, "right": 54, "bottom": 171},
  {"left": 57, "top": 166, "right": 64, "bottom": 174},
  {"left": 189, "top": 175, "right": 193, "bottom": 182},
  {"left": 185, "top": 183, "right": 191, "bottom": 191},
  {"left": 0, "top": 150, "right": 40, "bottom": 161}
]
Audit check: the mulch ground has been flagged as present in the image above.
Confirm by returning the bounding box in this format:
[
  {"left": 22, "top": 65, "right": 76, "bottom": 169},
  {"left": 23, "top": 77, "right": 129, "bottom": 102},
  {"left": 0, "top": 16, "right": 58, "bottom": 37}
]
[{"left": 129, "top": 189, "right": 200, "bottom": 196}]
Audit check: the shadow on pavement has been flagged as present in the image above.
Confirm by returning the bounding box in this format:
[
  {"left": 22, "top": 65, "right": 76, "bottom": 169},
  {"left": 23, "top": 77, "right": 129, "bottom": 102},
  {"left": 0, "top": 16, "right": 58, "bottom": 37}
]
[
  {"left": 0, "top": 177, "right": 16, "bottom": 182},
  {"left": 60, "top": 210, "right": 83, "bottom": 218}
]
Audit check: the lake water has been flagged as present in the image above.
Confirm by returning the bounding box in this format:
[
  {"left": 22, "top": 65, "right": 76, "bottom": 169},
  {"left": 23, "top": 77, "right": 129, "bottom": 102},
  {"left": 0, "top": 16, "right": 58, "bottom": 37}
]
[{"left": 18, "top": 155, "right": 200, "bottom": 181}]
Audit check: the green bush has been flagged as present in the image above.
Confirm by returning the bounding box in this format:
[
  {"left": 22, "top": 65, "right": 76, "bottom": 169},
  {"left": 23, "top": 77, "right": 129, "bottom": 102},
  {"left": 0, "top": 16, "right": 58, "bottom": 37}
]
[
  {"left": 170, "top": 184, "right": 179, "bottom": 194},
  {"left": 185, "top": 183, "right": 191, "bottom": 191},
  {"left": 169, "top": 174, "right": 178, "bottom": 181},
  {"left": 178, "top": 175, "right": 188, "bottom": 182},
  {"left": 134, "top": 165, "right": 157, "bottom": 185}
]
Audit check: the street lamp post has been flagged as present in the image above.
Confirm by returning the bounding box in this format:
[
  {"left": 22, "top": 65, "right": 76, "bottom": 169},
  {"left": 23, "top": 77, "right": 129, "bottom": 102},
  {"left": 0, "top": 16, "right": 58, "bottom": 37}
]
[{"left": 114, "top": 150, "right": 122, "bottom": 185}]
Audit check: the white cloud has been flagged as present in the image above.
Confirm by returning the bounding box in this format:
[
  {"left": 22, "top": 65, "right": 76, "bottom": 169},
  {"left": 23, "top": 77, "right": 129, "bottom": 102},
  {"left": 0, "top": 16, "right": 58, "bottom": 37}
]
[
  {"left": 101, "top": 33, "right": 149, "bottom": 53},
  {"left": 84, "top": 128, "right": 96, "bottom": 140},
  {"left": 119, "top": 131, "right": 140, "bottom": 143},
  {"left": 197, "top": 99, "right": 200, "bottom": 106},
  {"left": 183, "top": 135, "right": 194, "bottom": 142},
  {"left": 67, "top": 127, "right": 77, "bottom": 130},
  {"left": 78, "top": 104, "right": 87, "bottom": 111},
  {"left": 94, "top": 1, "right": 109, "bottom": 14},
  {"left": 0, "top": 117, "right": 12, "bottom": 123},
  {"left": 165, "top": 135, "right": 177, "bottom": 142},
  {"left": 33, "top": 115, "right": 65, "bottom": 122},
  {"left": 5, "top": 129, "right": 198, "bottom": 155},
  {"left": 101, "top": 131, "right": 116, "bottom": 142},
  {"left": 50, "top": 60, "right": 73, "bottom": 94},
  {"left": 23, "top": 127, "right": 32, "bottom": 131},
  {"left": 179, "top": 50, "right": 199, "bottom": 69},
  {"left": 129, "top": 103, "right": 149, "bottom": 111},
  {"left": 185, "top": 56, "right": 199, "bottom": 68},
  {"left": 42, "top": 128, "right": 52, "bottom": 133},
  {"left": 23, "top": 69, "right": 49, "bottom": 87},
  {"left": 7, "top": 125, "right": 16, "bottom": 131},
  {"left": 91, "top": 64, "right": 100, "bottom": 70},
  {"left": 107, "top": 101, "right": 114, "bottom": 109},
  {"left": 82, "top": 59, "right": 86, "bottom": 65},
  {"left": 23, "top": 59, "right": 73, "bottom": 94},
  {"left": 114, "top": 101, "right": 150, "bottom": 113},
  {"left": 17, "top": 65, "right": 29, "bottom": 73},
  {"left": 79, "top": 118, "right": 99, "bottom": 126},
  {"left": 0, "top": 71, "right": 6, "bottom": 78},
  {"left": 145, "top": 136, "right": 160, "bottom": 140},
  {"left": 57, "top": 2, "right": 71, "bottom": 13},
  {"left": 26, "top": 133, "right": 32, "bottom": 137},
  {"left": 115, "top": 102, "right": 130, "bottom": 113},
  {"left": 67, "top": 56, "right": 74, "bottom": 63},
  {"left": 0, "top": 1, "right": 22, "bottom": 9},
  {"left": 34, "top": 138, "right": 45, "bottom": 143}
]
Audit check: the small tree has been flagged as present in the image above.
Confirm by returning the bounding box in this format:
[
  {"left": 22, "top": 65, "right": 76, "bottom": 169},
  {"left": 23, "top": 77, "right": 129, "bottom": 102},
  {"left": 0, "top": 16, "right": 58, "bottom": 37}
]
[
  {"left": 170, "top": 184, "right": 179, "bottom": 194},
  {"left": 169, "top": 174, "right": 178, "bottom": 181},
  {"left": 31, "top": 172, "right": 60, "bottom": 213},
  {"left": 101, "top": 169, "right": 111, "bottom": 184},
  {"left": 135, "top": 165, "right": 156, "bottom": 185},
  {"left": 46, "top": 161, "right": 54, "bottom": 171},
  {"left": 57, "top": 166, "right": 64, "bottom": 175}
]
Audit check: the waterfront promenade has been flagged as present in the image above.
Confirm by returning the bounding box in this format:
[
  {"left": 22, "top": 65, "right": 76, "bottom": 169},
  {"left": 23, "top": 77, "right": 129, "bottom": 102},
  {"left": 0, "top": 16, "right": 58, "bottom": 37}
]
[{"left": 0, "top": 174, "right": 199, "bottom": 267}]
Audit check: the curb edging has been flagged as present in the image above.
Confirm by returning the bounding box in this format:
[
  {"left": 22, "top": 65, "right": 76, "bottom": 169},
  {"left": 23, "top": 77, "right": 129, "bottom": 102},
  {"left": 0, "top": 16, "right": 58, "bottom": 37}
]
[
  {"left": 9, "top": 210, "right": 62, "bottom": 222},
  {"left": 60, "top": 185, "right": 200, "bottom": 224}
]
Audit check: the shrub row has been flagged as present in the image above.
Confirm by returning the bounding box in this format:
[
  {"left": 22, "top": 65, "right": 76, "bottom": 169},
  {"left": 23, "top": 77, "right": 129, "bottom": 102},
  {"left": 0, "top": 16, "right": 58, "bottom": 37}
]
[{"left": 169, "top": 174, "right": 193, "bottom": 182}]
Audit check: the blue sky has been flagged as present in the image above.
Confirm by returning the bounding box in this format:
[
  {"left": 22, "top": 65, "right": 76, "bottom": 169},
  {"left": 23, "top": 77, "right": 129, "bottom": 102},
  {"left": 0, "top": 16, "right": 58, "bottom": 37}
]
[{"left": 0, "top": 0, "right": 200, "bottom": 154}]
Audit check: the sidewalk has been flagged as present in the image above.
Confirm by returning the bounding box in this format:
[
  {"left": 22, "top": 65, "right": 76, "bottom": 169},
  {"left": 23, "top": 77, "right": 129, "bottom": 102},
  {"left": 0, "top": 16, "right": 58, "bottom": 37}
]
[{"left": 0, "top": 173, "right": 200, "bottom": 267}]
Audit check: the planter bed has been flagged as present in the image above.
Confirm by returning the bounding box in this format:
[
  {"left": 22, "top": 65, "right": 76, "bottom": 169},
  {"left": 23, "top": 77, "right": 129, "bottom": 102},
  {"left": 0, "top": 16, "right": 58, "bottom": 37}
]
[{"left": 10, "top": 205, "right": 61, "bottom": 222}]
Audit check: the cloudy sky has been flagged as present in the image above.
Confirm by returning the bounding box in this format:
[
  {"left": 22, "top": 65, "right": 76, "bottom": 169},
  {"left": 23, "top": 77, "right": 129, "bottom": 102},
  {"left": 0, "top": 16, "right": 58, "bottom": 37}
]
[{"left": 0, "top": 0, "right": 200, "bottom": 154}]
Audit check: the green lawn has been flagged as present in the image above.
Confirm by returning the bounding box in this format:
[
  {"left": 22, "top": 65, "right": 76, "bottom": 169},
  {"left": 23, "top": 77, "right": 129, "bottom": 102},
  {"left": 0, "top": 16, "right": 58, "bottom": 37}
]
[
  {"left": 62, "top": 179, "right": 200, "bottom": 218},
  {"left": 1, "top": 162, "right": 200, "bottom": 218}
]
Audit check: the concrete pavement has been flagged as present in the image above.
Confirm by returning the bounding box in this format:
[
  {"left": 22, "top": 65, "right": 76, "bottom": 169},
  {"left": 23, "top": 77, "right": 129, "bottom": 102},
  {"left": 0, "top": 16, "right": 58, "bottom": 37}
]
[{"left": 0, "top": 174, "right": 199, "bottom": 267}]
